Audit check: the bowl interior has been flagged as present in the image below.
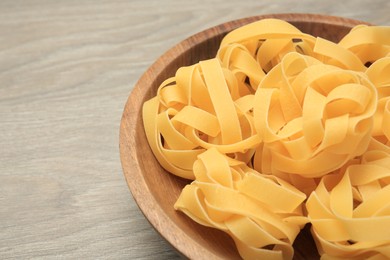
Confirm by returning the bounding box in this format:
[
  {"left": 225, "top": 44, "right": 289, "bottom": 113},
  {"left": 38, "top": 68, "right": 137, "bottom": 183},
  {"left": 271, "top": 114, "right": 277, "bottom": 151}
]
[{"left": 120, "top": 13, "right": 369, "bottom": 260}]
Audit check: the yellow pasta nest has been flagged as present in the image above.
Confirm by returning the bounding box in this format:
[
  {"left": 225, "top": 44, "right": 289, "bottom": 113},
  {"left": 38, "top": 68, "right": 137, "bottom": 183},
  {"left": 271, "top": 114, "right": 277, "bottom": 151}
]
[
  {"left": 174, "top": 148, "right": 307, "bottom": 260},
  {"left": 307, "top": 148, "right": 390, "bottom": 259},
  {"left": 142, "top": 18, "right": 390, "bottom": 259},
  {"left": 252, "top": 53, "right": 377, "bottom": 179}
]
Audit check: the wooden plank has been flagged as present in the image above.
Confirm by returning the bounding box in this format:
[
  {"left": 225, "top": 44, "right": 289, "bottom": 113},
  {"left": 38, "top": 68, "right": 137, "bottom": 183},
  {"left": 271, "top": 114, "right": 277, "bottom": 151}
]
[{"left": 0, "top": 0, "right": 388, "bottom": 259}]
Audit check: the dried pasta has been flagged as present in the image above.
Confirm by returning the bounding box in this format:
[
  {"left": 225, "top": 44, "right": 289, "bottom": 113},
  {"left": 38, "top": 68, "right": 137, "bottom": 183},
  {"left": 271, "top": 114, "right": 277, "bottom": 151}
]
[
  {"left": 174, "top": 148, "right": 307, "bottom": 260},
  {"left": 307, "top": 147, "right": 390, "bottom": 259},
  {"left": 142, "top": 18, "right": 390, "bottom": 259},
  {"left": 366, "top": 57, "right": 390, "bottom": 146},
  {"left": 143, "top": 58, "right": 261, "bottom": 179}
]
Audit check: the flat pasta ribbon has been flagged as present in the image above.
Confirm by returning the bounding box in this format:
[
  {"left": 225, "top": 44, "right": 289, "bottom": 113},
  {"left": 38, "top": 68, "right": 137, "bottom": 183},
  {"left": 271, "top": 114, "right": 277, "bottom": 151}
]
[
  {"left": 141, "top": 18, "right": 390, "bottom": 259},
  {"left": 143, "top": 58, "right": 261, "bottom": 179},
  {"left": 253, "top": 52, "right": 377, "bottom": 178},
  {"left": 174, "top": 148, "right": 307, "bottom": 260},
  {"left": 338, "top": 25, "right": 390, "bottom": 65},
  {"left": 306, "top": 149, "right": 390, "bottom": 259},
  {"left": 366, "top": 57, "right": 390, "bottom": 146},
  {"left": 217, "top": 18, "right": 316, "bottom": 88}
]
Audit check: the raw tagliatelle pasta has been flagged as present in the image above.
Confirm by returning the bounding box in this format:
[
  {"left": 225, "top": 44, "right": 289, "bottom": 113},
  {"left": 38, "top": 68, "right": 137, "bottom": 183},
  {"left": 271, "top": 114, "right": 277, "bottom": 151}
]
[
  {"left": 143, "top": 58, "right": 262, "bottom": 179},
  {"left": 252, "top": 52, "right": 376, "bottom": 179},
  {"left": 366, "top": 57, "right": 390, "bottom": 146},
  {"left": 174, "top": 148, "right": 307, "bottom": 260},
  {"left": 307, "top": 145, "right": 390, "bottom": 259},
  {"left": 142, "top": 18, "right": 390, "bottom": 259}
]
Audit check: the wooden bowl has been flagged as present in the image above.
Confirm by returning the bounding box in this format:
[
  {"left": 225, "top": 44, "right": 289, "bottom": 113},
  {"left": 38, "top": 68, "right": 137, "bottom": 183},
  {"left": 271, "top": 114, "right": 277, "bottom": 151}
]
[{"left": 120, "top": 13, "right": 370, "bottom": 260}]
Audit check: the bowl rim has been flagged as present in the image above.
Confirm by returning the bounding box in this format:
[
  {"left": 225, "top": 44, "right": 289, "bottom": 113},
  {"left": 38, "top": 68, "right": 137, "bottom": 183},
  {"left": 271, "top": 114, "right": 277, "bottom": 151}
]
[{"left": 119, "top": 13, "right": 371, "bottom": 260}]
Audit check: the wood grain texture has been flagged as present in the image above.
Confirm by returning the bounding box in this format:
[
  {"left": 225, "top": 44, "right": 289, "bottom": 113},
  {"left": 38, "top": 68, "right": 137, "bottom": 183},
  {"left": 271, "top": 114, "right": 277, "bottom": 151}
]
[{"left": 0, "top": 0, "right": 389, "bottom": 259}]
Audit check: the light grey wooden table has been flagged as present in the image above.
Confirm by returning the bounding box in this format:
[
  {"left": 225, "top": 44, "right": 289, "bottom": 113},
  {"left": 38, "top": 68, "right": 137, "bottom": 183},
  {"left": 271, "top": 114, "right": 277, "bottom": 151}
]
[{"left": 1, "top": 0, "right": 389, "bottom": 259}]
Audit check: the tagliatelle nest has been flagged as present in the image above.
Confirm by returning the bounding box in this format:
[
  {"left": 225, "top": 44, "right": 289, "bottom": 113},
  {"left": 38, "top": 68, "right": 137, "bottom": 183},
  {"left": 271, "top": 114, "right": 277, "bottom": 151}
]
[{"left": 142, "top": 19, "right": 390, "bottom": 259}]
